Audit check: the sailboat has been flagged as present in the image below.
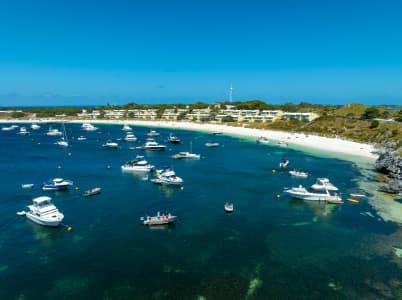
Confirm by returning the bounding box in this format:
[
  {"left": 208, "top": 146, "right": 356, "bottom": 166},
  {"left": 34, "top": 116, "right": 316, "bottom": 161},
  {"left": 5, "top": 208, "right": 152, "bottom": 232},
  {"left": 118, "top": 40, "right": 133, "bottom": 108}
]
[
  {"left": 55, "top": 123, "right": 69, "bottom": 147},
  {"left": 172, "top": 141, "right": 200, "bottom": 159}
]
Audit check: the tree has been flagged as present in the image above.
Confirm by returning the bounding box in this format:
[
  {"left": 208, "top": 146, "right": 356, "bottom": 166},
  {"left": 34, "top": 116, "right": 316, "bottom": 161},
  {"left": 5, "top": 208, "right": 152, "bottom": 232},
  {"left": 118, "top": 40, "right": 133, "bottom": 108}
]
[
  {"left": 11, "top": 112, "right": 25, "bottom": 118},
  {"left": 361, "top": 107, "right": 380, "bottom": 120},
  {"left": 177, "top": 111, "right": 187, "bottom": 120},
  {"left": 222, "top": 115, "right": 234, "bottom": 122},
  {"left": 369, "top": 120, "right": 379, "bottom": 129},
  {"left": 396, "top": 110, "right": 402, "bottom": 122}
]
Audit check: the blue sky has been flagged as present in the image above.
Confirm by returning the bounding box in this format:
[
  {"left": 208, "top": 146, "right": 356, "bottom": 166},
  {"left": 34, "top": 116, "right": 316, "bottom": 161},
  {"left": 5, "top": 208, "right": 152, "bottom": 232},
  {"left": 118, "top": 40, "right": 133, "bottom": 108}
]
[{"left": 0, "top": 0, "right": 401, "bottom": 106}]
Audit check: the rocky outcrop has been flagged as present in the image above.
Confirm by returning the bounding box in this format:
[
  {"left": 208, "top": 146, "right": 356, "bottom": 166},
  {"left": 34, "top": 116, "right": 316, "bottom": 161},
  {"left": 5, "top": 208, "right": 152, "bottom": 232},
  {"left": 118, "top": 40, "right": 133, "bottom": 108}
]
[{"left": 375, "top": 150, "right": 402, "bottom": 194}]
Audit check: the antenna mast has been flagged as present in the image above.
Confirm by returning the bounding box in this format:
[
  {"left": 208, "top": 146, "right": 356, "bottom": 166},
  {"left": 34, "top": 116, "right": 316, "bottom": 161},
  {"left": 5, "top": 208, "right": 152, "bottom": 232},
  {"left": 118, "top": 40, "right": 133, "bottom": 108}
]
[{"left": 229, "top": 83, "right": 233, "bottom": 103}]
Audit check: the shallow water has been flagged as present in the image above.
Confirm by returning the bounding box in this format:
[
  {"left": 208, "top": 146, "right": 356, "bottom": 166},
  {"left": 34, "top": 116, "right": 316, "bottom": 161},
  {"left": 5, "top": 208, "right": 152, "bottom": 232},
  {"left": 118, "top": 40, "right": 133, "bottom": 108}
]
[{"left": 0, "top": 124, "right": 401, "bottom": 299}]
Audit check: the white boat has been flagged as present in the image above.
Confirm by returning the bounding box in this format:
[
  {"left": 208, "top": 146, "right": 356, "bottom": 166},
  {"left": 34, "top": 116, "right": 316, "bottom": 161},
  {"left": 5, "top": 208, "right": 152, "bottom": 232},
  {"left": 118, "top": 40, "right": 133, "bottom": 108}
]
[
  {"left": 205, "top": 142, "right": 220, "bottom": 147},
  {"left": 77, "top": 136, "right": 87, "bottom": 141},
  {"left": 21, "top": 184, "right": 34, "bottom": 189},
  {"left": 284, "top": 178, "right": 342, "bottom": 202},
  {"left": 172, "top": 142, "right": 200, "bottom": 159},
  {"left": 25, "top": 196, "right": 64, "bottom": 227},
  {"left": 83, "top": 187, "right": 101, "bottom": 197},
  {"left": 46, "top": 127, "right": 62, "bottom": 136},
  {"left": 82, "top": 123, "right": 98, "bottom": 131},
  {"left": 154, "top": 168, "right": 183, "bottom": 186},
  {"left": 145, "top": 129, "right": 160, "bottom": 137},
  {"left": 17, "top": 127, "right": 30, "bottom": 135},
  {"left": 141, "top": 212, "right": 177, "bottom": 226},
  {"left": 167, "top": 133, "right": 181, "bottom": 144},
  {"left": 122, "top": 124, "right": 131, "bottom": 131},
  {"left": 123, "top": 132, "right": 137, "bottom": 142},
  {"left": 31, "top": 123, "right": 40, "bottom": 130},
  {"left": 289, "top": 169, "right": 308, "bottom": 178},
  {"left": 1, "top": 125, "right": 18, "bottom": 131},
  {"left": 42, "top": 178, "right": 73, "bottom": 191},
  {"left": 103, "top": 140, "right": 118, "bottom": 148},
  {"left": 121, "top": 156, "right": 155, "bottom": 172},
  {"left": 279, "top": 159, "right": 289, "bottom": 168},
  {"left": 141, "top": 138, "right": 166, "bottom": 151},
  {"left": 55, "top": 123, "right": 69, "bottom": 147},
  {"left": 350, "top": 193, "right": 366, "bottom": 197},
  {"left": 224, "top": 202, "right": 234, "bottom": 213},
  {"left": 256, "top": 137, "right": 269, "bottom": 144},
  {"left": 278, "top": 141, "right": 288, "bottom": 147}
]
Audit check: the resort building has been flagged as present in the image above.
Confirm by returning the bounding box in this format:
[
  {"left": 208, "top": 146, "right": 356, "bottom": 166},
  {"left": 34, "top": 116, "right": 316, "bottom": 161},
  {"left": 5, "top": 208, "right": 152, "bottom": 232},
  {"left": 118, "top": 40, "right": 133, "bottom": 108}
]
[{"left": 281, "top": 112, "right": 319, "bottom": 122}]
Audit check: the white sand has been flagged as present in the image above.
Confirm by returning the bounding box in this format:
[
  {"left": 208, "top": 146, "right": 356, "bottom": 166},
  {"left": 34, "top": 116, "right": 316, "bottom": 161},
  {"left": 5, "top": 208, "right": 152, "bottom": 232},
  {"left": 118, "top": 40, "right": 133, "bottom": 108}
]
[{"left": 1, "top": 119, "right": 378, "bottom": 160}]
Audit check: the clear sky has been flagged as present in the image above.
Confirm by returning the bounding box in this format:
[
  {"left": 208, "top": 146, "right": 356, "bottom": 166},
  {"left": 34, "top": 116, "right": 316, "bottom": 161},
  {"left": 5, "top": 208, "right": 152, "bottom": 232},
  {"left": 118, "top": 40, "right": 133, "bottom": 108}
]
[{"left": 0, "top": 0, "right": 401, "bottom": 106}]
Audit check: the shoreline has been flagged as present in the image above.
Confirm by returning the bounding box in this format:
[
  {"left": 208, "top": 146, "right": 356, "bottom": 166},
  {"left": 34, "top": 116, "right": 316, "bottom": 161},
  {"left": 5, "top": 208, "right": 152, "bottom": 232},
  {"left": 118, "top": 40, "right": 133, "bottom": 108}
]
[{"left": 1, "top": 119, "right": 378, "bottom": 160}]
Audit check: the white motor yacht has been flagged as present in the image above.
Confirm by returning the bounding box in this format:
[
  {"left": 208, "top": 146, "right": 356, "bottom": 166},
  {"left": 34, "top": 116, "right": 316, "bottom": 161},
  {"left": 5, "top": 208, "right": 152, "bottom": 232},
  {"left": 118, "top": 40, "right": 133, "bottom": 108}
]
[
  {"left": 121, "top": 156, "right": 155, "bottom": 172},
  {"left": 145, "top": 129, "right": 160, "bottom": 137},
  {"left": 256, "top": 137, "right": 269, "bottom": 144},
  {"left": 154, "top": 168, "right": 183, "bottom": 186},
  {"left": 289, "top": 169, "right": 308, "bottom": 178},
  {"left": 122, "top": 124, "right": 131, "bottom": 131},
  {"left": 82, "top": 123, "right": 98, "bottom": 131},
  {"left": 46, "top": 127, "right": 62, "bottom": 136},
  {"left": 31, "top": 123, "right": 40, "bottom": 130},
  {"left": 141, "top": 138, "right": 166, "bottom": 151},
  {"left": 167, "top": 133, "right": 181, "bottom": 144},
  {"left": 17, "top": 127, "right": 30, "bottom": 135},
  {"left": 141, "top": 212, "right": 177, "bottom": 226},
  {"left": 25, "top": 196, "right": 64, "bottom": 227},
  {"left": 42, "top": 178, "right": 73, "bottom": 191},
  {"left": 123, "top": 132, "right": 137, "bottom": 142},
  {"left": 103, "top": 140, "right": 119, "bottom": 148},
  {"left": 284, "top": 178, "right": 342, "bottom": 202}
]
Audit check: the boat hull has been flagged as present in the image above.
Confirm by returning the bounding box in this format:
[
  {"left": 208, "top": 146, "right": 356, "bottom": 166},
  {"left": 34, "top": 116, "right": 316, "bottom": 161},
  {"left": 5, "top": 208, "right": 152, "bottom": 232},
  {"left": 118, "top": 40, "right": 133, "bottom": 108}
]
[
  {"left": 26, "top": 212, "right": 63, "bottom": 227},
  {"left": 121, "top": 166, "right": 154, "bottom": 172}
]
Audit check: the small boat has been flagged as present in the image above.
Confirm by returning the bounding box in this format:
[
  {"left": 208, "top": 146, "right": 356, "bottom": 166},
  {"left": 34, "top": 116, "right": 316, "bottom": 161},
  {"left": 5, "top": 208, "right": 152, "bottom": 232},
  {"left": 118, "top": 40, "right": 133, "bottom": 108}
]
[
  {"left": 145, "top": 129, "right": 160, "bottom": 137},
  {"left": 168, "top": 133, "right": 181, "bottom": 144},
  {"left": 46, "top": 127, "right": 62, "bottom": 136},
  {"left": 349, "top": 192, "right": 366, "bottom": 197},
  {"left": 346, "top": 198, "right": 359, "bottom": 204},
  {"left": 140, "top": 138, "right": 166, "bottom": 151},
  {"left": 24, "top": 196, "right": 64, "bottom": 227},
  {"left": 256, "top": 137, "right": 269, "bottom": 144},
  {"left": 279, "top": 159, "right": 289, "bottom": 168},
  {"left": 103, "top": 140, "right": 119, "bottom": 148},
  {"left": 121, "top": 156, "right": 155, "bottom": 172},
  {"left": 123, "top": 132, "right": 137, "bottom": 142},
  {"left": 172, "top": 142, "right": 200, "bottom": 159},
  {"left": 289, "top": 169, "right": 308, "bottom": 178},
  {"left": 83, "top": 187, "right": 101, "bottom": 197},
  {"left": 224, "top": 202, "right": 234, "bottom": 213},
  {"left": 82, "top": 123, "right": 98, "bottom": 131},
  {"left": 327, "top": 199, "right": 344, "bottom": 204},
  {"left": 141, "top": 211, "right": 177, "bottom": 226},
  {"left": 122, "top": 124, "right": 132, "bottom": 131},
  {"left": 77, "top": 136, "right": 87, "bottom": 141},
  {"left": 21, "top": 184, "right": 34, "bottom": 189},
  {"left": 205, "top": 142, "right": 220, "bottom": 147},
  {"left": 17, "top": 127, "right": 30, "bottom": 135},
  {"left": 212, "top": 131, "right": 222, "bottom": 135},
  {"left": 42, "top": 178, "right": 73, "bottom": 191},
  {"left": 31, "top": 123, "right": 40, "bottom": 130},
  {"left": 278, "top": 141, "right": 288, "bottom": 147}
]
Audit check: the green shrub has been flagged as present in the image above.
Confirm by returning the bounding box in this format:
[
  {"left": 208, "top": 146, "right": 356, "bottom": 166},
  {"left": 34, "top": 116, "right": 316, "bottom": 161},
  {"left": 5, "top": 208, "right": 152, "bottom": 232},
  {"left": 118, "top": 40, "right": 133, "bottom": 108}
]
[{"left": 369, "top": 120, "right": 379, "bottom": 129}]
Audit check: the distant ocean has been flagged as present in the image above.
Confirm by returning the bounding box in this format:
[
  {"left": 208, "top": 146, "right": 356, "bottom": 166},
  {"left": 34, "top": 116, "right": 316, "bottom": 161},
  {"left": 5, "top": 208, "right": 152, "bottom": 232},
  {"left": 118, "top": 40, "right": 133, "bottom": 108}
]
[{"left": 0, "top": 123, "right": 400, "bottom": 299}]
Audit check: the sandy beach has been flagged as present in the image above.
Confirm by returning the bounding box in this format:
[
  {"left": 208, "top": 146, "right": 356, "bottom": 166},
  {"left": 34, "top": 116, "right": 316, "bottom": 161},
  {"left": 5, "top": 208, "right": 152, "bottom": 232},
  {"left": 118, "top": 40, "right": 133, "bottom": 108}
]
[{"left": 1, "top": 119, "right": 378, "bottom": 160}]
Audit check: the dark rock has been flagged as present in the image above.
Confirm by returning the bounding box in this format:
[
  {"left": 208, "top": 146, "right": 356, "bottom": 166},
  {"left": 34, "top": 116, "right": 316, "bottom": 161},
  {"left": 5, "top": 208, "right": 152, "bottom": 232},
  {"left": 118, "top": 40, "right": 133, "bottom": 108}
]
[
  {"left": 379, "top": 179, "right": 402, "bottom": 194},
  {"left": 375, "top": 151, "right": 402, "bottom": 194}
]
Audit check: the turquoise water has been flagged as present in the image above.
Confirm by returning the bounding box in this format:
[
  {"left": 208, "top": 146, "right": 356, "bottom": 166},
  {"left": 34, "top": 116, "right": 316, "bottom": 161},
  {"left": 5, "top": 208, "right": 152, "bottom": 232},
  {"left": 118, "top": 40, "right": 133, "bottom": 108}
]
[{"left": 0, "top": 124, "right": 401, "bottom": 299}]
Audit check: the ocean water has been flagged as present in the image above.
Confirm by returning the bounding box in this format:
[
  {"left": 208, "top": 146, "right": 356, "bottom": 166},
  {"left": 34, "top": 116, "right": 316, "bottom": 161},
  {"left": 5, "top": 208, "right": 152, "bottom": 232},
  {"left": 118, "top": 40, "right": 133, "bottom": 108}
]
[{"left": 0, "top": 123, "right": 401, "bottom": 300}]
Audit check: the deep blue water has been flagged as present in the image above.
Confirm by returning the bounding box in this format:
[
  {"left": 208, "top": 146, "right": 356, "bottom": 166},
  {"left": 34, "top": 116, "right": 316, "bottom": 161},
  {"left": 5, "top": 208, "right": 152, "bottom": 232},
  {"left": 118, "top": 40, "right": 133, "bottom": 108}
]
[{"left": 0, "top": 123, "right": 400, "bottom": 299}]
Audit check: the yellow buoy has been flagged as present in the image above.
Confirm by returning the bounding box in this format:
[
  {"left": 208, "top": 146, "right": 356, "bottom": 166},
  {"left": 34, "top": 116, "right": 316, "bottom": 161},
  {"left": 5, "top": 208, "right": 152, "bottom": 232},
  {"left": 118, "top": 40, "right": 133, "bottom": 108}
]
[
  {"left": 277, "top": 194, "right": 280, "bottom": 199},
  {"left": 272, "top": 170, "right": 276, "bottom": 174},
  {"left": 346, "top": 198, "right": 359, "bottom": 204},
  {"left": 181, "top": 186, "right": 184, "bottom": 191},
  {"left": 37, "top": 142, "right": 40, "bottom": 145},
  {"left": 222, "top": 145, "right": 224, "bottom": 147},
  {"left": 72, "top": 137, "right": 74, "bottom": 139},
  {"left": 68, "top": 153, "right": 71, "bottom": 156},
  {"left": 67, "top": 227, "right": 72, "bottom": 231},
  {"left": 32, "top": 138, "right": 34, "bottom": 141},
  {"left": 75, "top": 187, "right": 79, "bottom": 191},
  {"left": 58, "top": 166, "right": 61, "bottom": 169}
]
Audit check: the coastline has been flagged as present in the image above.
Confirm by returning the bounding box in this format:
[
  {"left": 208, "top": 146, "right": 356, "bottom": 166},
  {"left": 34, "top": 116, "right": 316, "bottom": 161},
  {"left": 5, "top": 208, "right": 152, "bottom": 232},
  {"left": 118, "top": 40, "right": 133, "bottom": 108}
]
[{"left": 1, "top": 119, "right": 378, "bottom": 160}]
